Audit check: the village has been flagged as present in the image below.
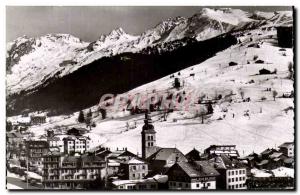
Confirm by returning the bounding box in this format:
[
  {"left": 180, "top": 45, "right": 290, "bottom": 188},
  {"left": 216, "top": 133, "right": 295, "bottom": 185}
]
[
  {"left": 6, "top": 110, "right": 294, "bottom": 190},
  {"left": 5, "top": 7, "right": 295, "bottom": 191}
]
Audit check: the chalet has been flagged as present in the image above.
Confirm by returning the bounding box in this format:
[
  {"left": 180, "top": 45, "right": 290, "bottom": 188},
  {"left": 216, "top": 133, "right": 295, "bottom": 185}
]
[
  {"left": 208, "top": 155, "right": 247, "bottom": 190},
  {"left": 67, "top": 127, "right": 89, "bottom": 136},
  {"left": 229, "top": 61, "right": 238, "bottom": 66},
  {"left": 255, "top": 59, "right": 265, "bottom": 64},
  {"left": 118, "top": 158, "right": 148, "bottom": 180},
  {"left": 259, "top": 68, "right": 271, "bottom": 75},
  {"left": 278, "top": 142, "right": 294, "bottom": 157},
  {"left": 166, "top": 161, "right": 219, "bottom": 190},
  {"left": 204, "top": 145, "right": 239, "bottom": 159},
  {"left": 30, "top": 115, "right": 46, "bottom": 125}
]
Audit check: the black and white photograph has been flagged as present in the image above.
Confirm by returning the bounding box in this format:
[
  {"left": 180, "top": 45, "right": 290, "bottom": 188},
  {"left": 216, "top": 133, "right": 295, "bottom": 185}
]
[{"left": 5, "top": 5, "right": 295, "bottom": 191}]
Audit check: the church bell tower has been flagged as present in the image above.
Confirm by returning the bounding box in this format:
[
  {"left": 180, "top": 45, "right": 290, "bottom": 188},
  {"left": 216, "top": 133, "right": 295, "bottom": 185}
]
[{"left": 141, "top": 110, "right": 157, "bottom": 159}]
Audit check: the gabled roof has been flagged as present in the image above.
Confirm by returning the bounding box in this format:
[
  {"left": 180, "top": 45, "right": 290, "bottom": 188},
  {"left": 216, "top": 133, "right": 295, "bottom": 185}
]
[
  {"left": 109, "top": 149, "right": 137, "bottom": 159},
  {"left": 269, "top": 152, "right": 284, "bottom": 159},
  {"left": 185, "top": 148, "right": 201, "bottom": 161},
  {"left": 256, "top": 159, "right": 269, "bottom": 166},
  {"left": 7, "top": 131, "right": 23, "bottom": 138},
  {"left": 170, "top": 161, "right": 219, "bottom": 178},
  {"left": 279, "top": 142, "right": 294, "bottom": 148},
  {"left": 128, "top": 158, "right": 146, "bottom": 164},
  {"left": 208, "top": 155, "right": 246, "bottom": 169},
  {"left": 147, "top": 148, "right": 188, "bottom": 163}
]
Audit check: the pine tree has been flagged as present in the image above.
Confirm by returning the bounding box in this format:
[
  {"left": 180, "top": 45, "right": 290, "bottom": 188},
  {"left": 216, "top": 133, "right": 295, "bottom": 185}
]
[
  {"left": 87, "top": 109, "right": 92, "bottom": 118},
  {"left": 78, "top": 110, "right": 85, "bottom": 123}
]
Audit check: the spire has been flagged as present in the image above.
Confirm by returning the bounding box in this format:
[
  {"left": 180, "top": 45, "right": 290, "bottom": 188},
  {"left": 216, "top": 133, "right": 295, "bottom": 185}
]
[{"left": 142, "top": 110, "right": 155, "bottom": 132}]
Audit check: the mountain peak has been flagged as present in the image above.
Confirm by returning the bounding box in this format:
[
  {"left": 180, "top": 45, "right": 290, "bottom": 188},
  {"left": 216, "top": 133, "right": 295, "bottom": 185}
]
[{"left": 109, "top": 27, "right": 126, "bottom": 37}]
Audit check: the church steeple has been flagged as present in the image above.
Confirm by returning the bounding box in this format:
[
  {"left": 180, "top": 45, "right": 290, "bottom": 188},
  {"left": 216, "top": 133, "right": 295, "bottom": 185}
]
[{"left": 141, "top": 110, "right": 157, "bottom": 159}]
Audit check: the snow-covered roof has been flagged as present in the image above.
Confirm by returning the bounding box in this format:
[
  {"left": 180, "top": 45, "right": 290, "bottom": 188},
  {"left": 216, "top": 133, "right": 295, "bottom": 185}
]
[
  {"left": 272, "top": 167, "right": 294, "bottom": 178},
  {"left": 127, "top": 158, "right": 146, "bottom": 164}
]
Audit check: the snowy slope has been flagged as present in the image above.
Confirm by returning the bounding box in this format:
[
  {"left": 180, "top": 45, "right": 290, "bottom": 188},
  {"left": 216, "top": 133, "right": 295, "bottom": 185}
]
[
  {"left": 6, "top": 8, "right": 293, "bottom": 97},
  {"left": 13, "top": 26, "right": 294, "bottom": 157}
]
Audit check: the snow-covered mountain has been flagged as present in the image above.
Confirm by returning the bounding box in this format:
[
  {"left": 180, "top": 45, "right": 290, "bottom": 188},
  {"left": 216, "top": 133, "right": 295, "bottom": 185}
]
[
  {"left": 10, "top": 24, "right": 294, "bottom": 156},
  {"left": 6, "top": 8, "right": 292, "bottom": 104},
  {"left": 7, "top": 7, "right": 294, "bottom": 156}
]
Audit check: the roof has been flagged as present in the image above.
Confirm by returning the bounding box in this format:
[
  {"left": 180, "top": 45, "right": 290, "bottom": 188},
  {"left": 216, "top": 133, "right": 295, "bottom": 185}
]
[
  {"left": 147, "top": 148, "right": 188, "bottom": 163},
  {"left": 185, "top": 148, "right": 201, "bottom": 161},
  {"left": 127, "top": 157, "right": 147, "bottom": 164},
  {"left": 7, "top": 131, "right": 23, "bottom": 138},
  {"left": 256, "top": 160, "right": 269, "bottom": 166},
  {"left": 269, "top": 152, "right": 283, "bottom": 159},
  {"left": 279, "top": 142, "right": 294, "bottom": 148},
  {"left": 284, "top": 158, "right": 294, "bottom": 164},
  {"left": 112, "top": 178, "right": 157, "bottom": 186},
  {"left": 260, "top": 148, "right": 276, "bottom": 155},
  {"left": 208, "top": 155, "right": 246, "bottom": 170},
  {"left": 81, "top": 155, "right": 104, "bottom": 162},
  {"left": 172, "top": 161, "right": 219, "bottom": 178},
  {"left": 109, "top": 150, "right": 136, "bottom": 159}
]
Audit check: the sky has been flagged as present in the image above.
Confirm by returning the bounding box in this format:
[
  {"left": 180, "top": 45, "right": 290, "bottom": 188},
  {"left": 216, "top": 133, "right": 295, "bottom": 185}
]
[{"left": 6, "top": 6, "right": 292, "bottom": 42}]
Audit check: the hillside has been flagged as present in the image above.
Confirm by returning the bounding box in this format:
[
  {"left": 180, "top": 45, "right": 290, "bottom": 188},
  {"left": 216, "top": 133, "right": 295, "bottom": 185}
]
[
  {"left": 11, "top": 25, "right": 294, "bottom": 156},
  {"left": 6, "top": 8, "right": 292, "bottom": 100}
]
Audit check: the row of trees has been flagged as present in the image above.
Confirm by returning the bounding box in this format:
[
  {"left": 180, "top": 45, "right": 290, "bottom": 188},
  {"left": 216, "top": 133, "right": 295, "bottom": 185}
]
[{"left": 78, "top": 108, "right": 107, "bottom": 129}]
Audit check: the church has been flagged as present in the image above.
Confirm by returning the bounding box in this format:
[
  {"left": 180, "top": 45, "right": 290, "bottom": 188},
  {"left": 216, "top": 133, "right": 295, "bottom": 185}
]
[{"left": 141, "top": 111, "right": 188, "bottom": 174}]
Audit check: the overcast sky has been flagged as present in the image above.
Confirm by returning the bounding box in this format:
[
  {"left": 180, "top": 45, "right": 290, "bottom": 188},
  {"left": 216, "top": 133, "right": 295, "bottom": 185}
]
[{"left": 6, "top": 6, "right": 292, "bottom": 42}]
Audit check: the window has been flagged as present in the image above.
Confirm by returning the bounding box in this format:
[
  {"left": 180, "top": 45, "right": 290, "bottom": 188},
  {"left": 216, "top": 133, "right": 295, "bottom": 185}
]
[
  {"left": 132, "top": 166, "right": 136, "bottom": 170},
  {"left": 236, "top": 184, "right": 238, "bottom": 188},
  {"left": 185, "top": 183, "right": 188, "bottom": 188},
  {"left": 132, "top": 174, "right": 135, "bottom": 178},
  {"left": 236, "top": 178, "right": 238, "bottom": 182},
  {"left": 232, "top": 171, "right": 234, "bottom": 175},
  {"left": 196, "top": 184, "right": 199, "bottom": 188},
  {"left": 207, "top": 183, "right": 210, "bottom": 186},
  {"left": 142, "top": 165, "right": 145, "bottom": 170},
  {"left": 228, "top": 178, "right": 231, "bottom": 183},
  {"left": 228, "top": 171, "right": 230, "bottom": 176},
  {"left": 236, "top": 170, "right": 238, "bottom": 175},
  {"left": 239, "top": 177, "right": 242, "bottom": 181},
  {"left": 239, "top": 170, "right": 242, "bottom": 174}
]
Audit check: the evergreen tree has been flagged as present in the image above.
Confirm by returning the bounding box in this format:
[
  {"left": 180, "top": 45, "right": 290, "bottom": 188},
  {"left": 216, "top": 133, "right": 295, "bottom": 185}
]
[
  {"left": 87, "top": 109, "right": 92, "bottom": 118},
  {"left": 78, "top": 110, "right": 85, "bottom": 123},
  {"left": 99, "top": 108, "right": 107, "bottom": 119},
  {"left": 207, "top": 102, "right": 214, "bottom": 114}
]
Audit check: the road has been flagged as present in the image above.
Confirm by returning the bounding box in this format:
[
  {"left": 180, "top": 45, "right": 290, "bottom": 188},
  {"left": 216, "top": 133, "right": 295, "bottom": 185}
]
[{"left": 7, "top": 177, "right": 43, "bottom": 190}]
